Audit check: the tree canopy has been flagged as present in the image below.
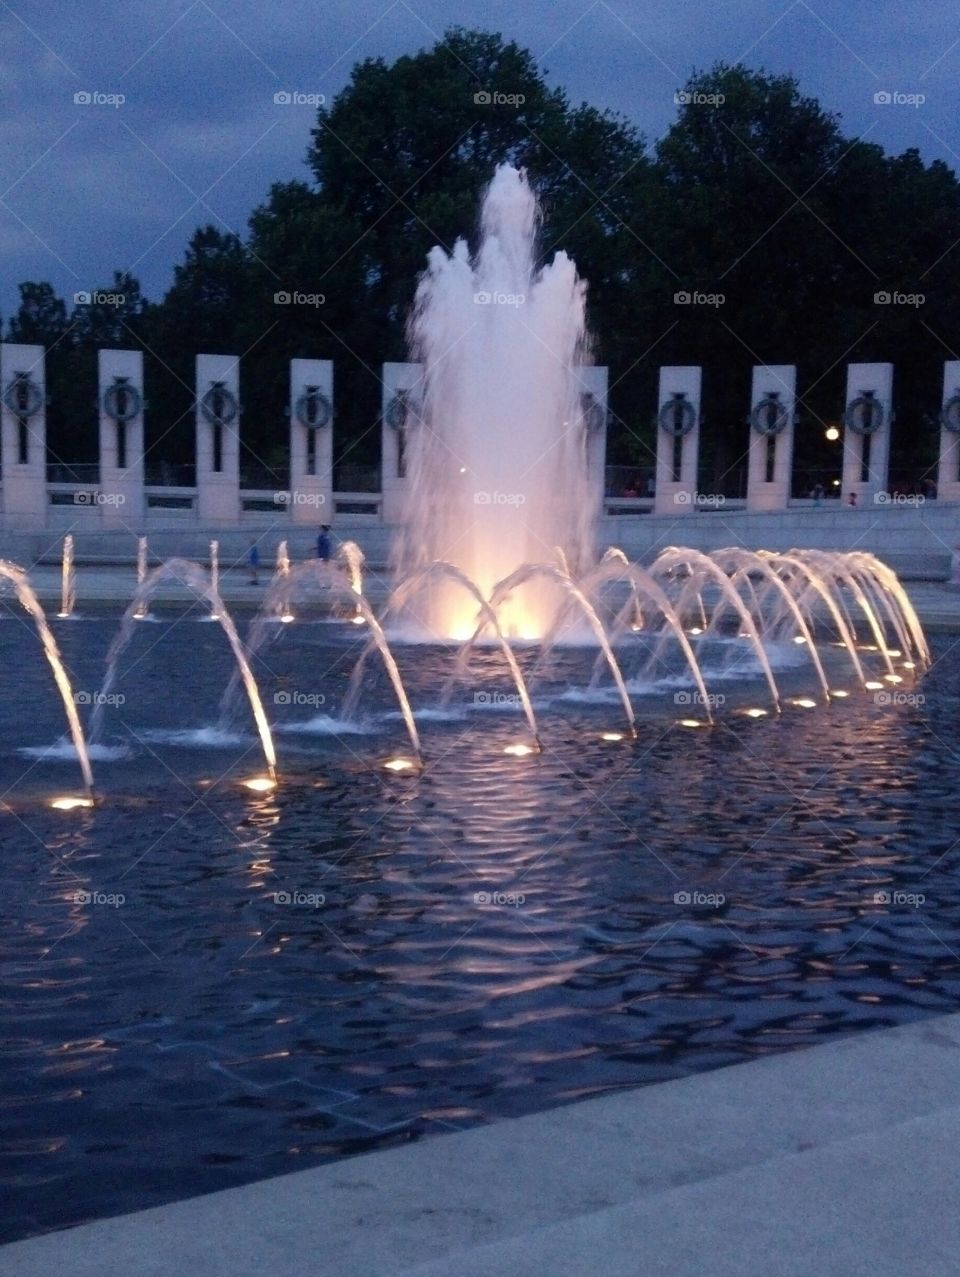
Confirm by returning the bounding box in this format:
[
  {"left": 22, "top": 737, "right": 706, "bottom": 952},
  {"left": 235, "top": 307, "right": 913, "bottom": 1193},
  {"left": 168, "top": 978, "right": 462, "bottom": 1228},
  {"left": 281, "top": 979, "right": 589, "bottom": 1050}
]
[{"left": 9, "top": 30, "right": 960, "bottom": 493}]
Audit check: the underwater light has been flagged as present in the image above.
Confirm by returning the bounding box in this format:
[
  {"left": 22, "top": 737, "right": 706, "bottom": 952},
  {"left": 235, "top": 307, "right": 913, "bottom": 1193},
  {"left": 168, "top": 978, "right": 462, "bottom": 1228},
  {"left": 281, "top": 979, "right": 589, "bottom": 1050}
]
[
  {"left": 830, "top": 690, "right": 850, "bottom": 699},
  {"left": 384, "top": 757, "right": 417, "bottom": 772},
  {"left": 865, "top": 681, "right": 884, "bottom": 691},
  {"left": 679, "top": 719, "right": 707, "bottom": 728},
  {"left": 504, "top": 743, "right": 535, "bottom": 756},
  {"left": 790, "top": 698, "right": 817, "bottom": 709},
  {"left": 50, "top": 796, "right": 94, "bottom": 810},
  {"left": 242, "top": 776, "right": 276, "bottom": 793},
  {"left": 741, "top": 708, "right": 768, "bottom": 718},
  {"left": 601, "top": 732, "right": 625, "bottom": 742}
]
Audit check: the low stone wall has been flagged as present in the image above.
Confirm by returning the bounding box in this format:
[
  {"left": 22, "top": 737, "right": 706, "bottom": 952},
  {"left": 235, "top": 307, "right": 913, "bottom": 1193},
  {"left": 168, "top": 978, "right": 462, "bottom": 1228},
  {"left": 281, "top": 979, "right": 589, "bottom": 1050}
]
[{"left": 0, "top": 503, "right": 954, "bottom": 578}]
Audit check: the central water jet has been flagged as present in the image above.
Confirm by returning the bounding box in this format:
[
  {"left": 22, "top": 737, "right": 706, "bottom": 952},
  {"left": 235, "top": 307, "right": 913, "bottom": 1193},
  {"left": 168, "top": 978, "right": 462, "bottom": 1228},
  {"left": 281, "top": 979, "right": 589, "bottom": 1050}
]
[{"left": 392, "top": 164, "right": 598, "bottom": 640}]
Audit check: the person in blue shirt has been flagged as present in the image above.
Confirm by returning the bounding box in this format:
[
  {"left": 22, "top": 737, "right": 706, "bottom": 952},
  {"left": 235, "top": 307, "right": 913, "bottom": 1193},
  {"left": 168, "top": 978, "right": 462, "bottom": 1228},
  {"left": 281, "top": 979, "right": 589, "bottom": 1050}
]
[{"left": 317, "top": 526, "right": 332, "bottom": 560}]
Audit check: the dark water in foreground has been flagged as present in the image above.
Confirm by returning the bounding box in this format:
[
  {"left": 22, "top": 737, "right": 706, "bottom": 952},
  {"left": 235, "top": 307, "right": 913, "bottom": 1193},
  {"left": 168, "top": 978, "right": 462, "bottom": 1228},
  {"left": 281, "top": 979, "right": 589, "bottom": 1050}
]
[{"left": 1, "top": 610, "right": 958, "bottom": 1241}]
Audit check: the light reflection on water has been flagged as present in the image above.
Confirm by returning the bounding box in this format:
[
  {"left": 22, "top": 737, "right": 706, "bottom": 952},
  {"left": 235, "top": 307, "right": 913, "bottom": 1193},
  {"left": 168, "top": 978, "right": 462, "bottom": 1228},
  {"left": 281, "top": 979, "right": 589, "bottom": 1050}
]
[{"left": 0, "top": 617, "right": 957, "bottom": 1241}]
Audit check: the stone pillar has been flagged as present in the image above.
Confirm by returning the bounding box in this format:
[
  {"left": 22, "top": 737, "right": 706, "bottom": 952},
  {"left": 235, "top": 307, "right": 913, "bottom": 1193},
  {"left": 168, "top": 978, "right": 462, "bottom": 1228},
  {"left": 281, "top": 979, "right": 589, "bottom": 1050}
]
[
  {"left": 0, "top": 342, "right": 47, "bottom": 529},
  {"left": 746, "top": 365, "right": 796, "bottom": 512},
  {"left": 937, "top": 361, "right": 960, "bottom": 503},
  {"left": 841, "top": 363, "right": 893, "bottom": 507},
  {"left": 288, "top": 359, "right": 333, "bottom": 525},
  {"left": 195, "top": 353, "right": 240, "bottom": 526},
  {"left": 577, "top": 366, "right": 608, "bottom": 507},
  {"left": 381, "top": 361, "right": 423, "bottom": 525},
  {"left": 654, "top": 366, "right": 701, "bottom": 515},
  {"left": 98, "top": 349, "right": 144, "bottom": 524}
]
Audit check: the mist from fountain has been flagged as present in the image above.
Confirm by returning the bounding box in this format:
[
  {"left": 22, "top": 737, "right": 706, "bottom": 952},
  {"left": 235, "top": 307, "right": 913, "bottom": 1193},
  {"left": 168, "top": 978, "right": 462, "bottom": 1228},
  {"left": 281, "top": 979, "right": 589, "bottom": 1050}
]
[{"left": 392, "top": 164, "right": 597, "bottom": 640}]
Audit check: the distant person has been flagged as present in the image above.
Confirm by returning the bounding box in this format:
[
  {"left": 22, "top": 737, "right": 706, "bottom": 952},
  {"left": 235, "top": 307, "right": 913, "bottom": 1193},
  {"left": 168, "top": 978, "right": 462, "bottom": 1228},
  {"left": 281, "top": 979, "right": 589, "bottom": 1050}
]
[
  {"left": 645, "top": 474, "right": 655, "bottom": 497},
  {"left": 247, "top": 539, "right": 260, "bottom": 584},
  {"left": 317, "top": 525, "right": 332, "bottom": 560},
  {"left": 846, "top": 491, "right": 858, "bottom": 508},
  {"left": 812, "top": 483, "right": 824, "bottom": 506}
]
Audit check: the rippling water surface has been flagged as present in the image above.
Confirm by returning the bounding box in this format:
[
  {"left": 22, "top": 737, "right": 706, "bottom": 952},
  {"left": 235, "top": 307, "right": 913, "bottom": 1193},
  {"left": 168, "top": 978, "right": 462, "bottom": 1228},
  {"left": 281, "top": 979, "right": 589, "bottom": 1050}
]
[{"left": 1, "top": 609, "right": 958, "bottom": 1241}]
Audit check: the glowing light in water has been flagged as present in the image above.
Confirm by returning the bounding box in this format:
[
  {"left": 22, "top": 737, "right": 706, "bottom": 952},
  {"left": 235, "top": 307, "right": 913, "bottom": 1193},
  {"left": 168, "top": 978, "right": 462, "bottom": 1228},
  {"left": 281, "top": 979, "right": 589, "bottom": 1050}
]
[
  {"left": 242, "top": 776, "right": 276, "bottom": 793},
  {"left": 384, "top": 757, "right": 417, "bottom": 772},
  {"left": 884, "top": 674, "right": 903, "bottom": 684},
  {"left": 679, "top": 719, "right": 707, "bottom": 729},
  {"left": 601, "top": 731, "right": 625, "bottom": 741},
  {"left": 793, "top": 635, "right": 807, "bottom": 645},
  {"left": 790, "top": 698, "right": 817, "bottom": 709},
  {"left": 50, "top": 795, "right": 94, "bottom": 810},
  {"left": 741, "top": 708, "right": 768, "bottom": 718},
  {"left": 865, "top": 681, "right": 884, "bottom": 690},
  {"left": 830, "top": 690, "right": 850, "bottom": 699},
  {"left": 504, "top": 743, "right": 536, "bottom": 756}
]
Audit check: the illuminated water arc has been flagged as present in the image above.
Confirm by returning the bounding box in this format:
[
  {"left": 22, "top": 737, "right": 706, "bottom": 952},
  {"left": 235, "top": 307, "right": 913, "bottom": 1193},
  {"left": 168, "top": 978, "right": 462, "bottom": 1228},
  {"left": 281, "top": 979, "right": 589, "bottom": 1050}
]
[
  {"left": 483, "top": 561, "right": 637, "bottom": 736},
  {"left": 650, "top": 549, "right": 782, "bottom": 712},
  {"left": 353, "top": 561, "right": 541, "bottom": 743},
  {"left": 91, "top": 559, "right": 277, "bottom": 780},
  {"left": 0, "top": 560, "right": 94, "bottom": 793}
]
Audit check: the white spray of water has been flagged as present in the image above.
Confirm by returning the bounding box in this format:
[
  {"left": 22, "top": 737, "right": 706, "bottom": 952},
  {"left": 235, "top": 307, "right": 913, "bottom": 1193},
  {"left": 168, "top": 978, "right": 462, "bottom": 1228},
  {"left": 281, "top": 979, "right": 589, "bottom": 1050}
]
[
  {"left": 58, "top": 534, "right": 76, "bottom": 618},
  {"left": 393, "top": 164, "right": 597, "bottom": 640}
]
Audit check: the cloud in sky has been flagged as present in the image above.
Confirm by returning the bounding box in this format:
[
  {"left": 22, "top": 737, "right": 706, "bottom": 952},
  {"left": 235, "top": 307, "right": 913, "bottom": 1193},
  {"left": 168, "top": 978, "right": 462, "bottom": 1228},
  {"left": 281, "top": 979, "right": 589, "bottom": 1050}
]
[{"left": 2, "top": 0, "right": 958, "bottom": 318}]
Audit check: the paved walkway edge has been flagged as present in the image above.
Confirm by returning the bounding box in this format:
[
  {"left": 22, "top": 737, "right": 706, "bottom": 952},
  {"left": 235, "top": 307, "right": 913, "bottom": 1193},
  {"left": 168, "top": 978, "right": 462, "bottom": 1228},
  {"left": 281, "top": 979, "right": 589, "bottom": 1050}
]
[{"left": 3, "top": 1012, "right": 960, "bottom": 1276}]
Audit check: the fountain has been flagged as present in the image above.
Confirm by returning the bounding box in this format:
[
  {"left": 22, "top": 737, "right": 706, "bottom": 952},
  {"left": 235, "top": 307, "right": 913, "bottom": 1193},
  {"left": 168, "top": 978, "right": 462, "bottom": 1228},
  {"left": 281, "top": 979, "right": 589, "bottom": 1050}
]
[
  {"left": 0, "top": 560, "right": 93, "bottom": 796},
  {"left": 208, "top": 539, "right": 220, "bottom": 619},
  {"left": 392, "top": 164, "right": 598, "bottom": 640},
  {"left": 133, "top": 536, "right": 150, "bottom": 620},
  {"left": 57, "top": 534, "right": 76, "bottom": 619},
  {"left": 0, "top": 169, "right": 933, "bottom": 798}
]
